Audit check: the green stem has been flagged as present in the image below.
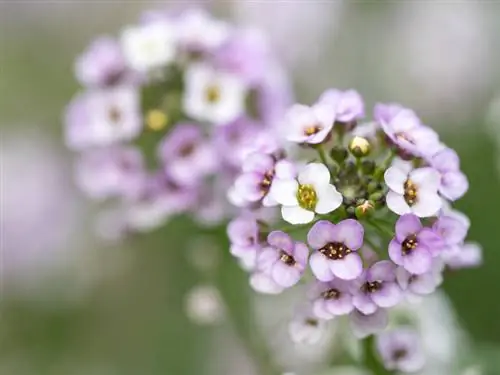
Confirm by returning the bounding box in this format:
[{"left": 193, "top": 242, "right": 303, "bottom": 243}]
[
  {"left": 367, "top": 219, "right": 395, "bottom": 239},
  {"left": 373, "top": 149, "right": 397, "bottom": 181},
  {"left": 316, "top": 144, "right": 329, "bottom": 166},
  {"left": 362, "top": 335, "right": 391, "bottom": 375}
]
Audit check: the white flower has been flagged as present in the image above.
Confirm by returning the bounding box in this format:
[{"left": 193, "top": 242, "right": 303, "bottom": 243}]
[
  {"left": 176, "top": 9, "right": 230, "bottom": 52},
  {"left": 385, "top": 163, "right": 442, "bottom": 217},
  {"left": 183, "top": 63, "right": 247, "bottom": 125},
  {"left": 121, "top": 21, "right": 177, "bottom": 72},
  {"left": 271, "top": 163, "right": 343, "bottom": 224},
  {"left": 285, "top": 102, "right": 335, "bottom": 144}
]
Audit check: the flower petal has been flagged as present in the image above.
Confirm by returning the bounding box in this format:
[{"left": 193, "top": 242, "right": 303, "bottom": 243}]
[
  {"left": 281, "top": 205, "right": 315, "bottom": 224},
  {"left": 267, "top": 231, "right": 294, "bottom": 253},
  {"left": 313, "top": 299, "right": 335, "bottom": 320},
  {"left": 410, "top": 167, "right": 441, "bottom": 192},
  {"left": 353, "top": 293, "right": 378, "bottom": 315},
  {"left": 307, "top": 220, "right": 336, "bottom": 249},
  {"left": 270, "top": 178, "right": 298, "bottom": 206},
  {"left": 386, "top": 191, "right": 412, "bottom": 215},
  {"left": 440, "top": 171, "right": 469, "bottom": 201},
  {"left": 293, "top": 242, "right": 310, "bottom": 267},
  {"left": 334, "top": 219, "right": 364, "bottom": 250},
  {"left": 350, "top": 309, "right": 388, "bottom": 339},
  {"left": 309, "top": 252, "right": 335, "bottom": 282},
  {"left": 368, "top": 260, "right": 397, "bottom": 282},
  {"left": 250, "top": 272, "right": 284, "bottom": 294},
  {"left": 372, "top": 282, "right": 402, "bottom": 308},
  {"left": 298, "top": 163, "right": 330, "bottom": 187},
  {"left": 411, "top": 191, "right": 442, "bottom": 217},
  {"left": 326, "top": 294, "right": 355, "bottom": 316},
  {"left": 384, "top": 166, "right": 408, "bottom": 194},
  {"left": 330, "top": 253, "right": 363, "bottom": 280},
  {"left": 388, "top": 238, "right": 404, "bottom": 266},
  {"left": 242, "top": 152, "right": 274, "bottom": 173},
  {"left": 315, "top": 184, "right": 343, "bottom": 214},
  {"left": 395, "top": 214, "right": 422, "bottom": 242},
  {"left": 272, "top": 262, "right": 302, "bottom": 288},
  {"left": 403, "top": 247, "right": 432, "bottom": 275}
]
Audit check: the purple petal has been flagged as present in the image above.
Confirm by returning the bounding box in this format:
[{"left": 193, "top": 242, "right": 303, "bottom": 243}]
[
  {"left": 402, "top": 246, "right": 432, "bottom": 275},
  {"left": 395, "top": 214, "right": 422, "bottom": 242},
  {"left": 388, "top": 238, "right": 404, "bottom": 266},
  {"left": 292, "top": 242, "right": 310, "bottom": 267},
  {"left": 307, "top": 220, "right": 336, "bottom": 249},
  {"left": 227, "top": 217, "right": 258, "bottom": 246},
  {"left": 330, "top": 253, "right": 363, "bottom": 280},
  {"left": 333, "top": 219, "right": 364, "bottom": 250},
  {"left": 433, "top": 215, "right": 468, "bottom": 246},
  {"left": 368, "top": 260, "right": 397, "bottom": 282},
  {"left": 441, "top": 171, "right": 469, "bottom": 201},
  {"left": 326, "top": 294, "right": 355, "bottom": 316},
  {"left": 309, "top": 252, "right": 335, "bottom": 282},
  {"left": 431, "top": 147, "right": 460, "bottom": 172},
  {"left": 267, "top": 231, "right": 294, "bottom": 253},
  {"left": 250, "top": 272, "right": 284, "bottom": 294},
  {"left": 350, "top": 308, "right": 389, "bottom": 339},
  {"left": 272, "top": 262, "right": 302, "bottom": 288},
  {"left": 417, "top": 228, "right": 445, "bottom": 257},
  {"left": 234, "top": 173, "right": 264, "bottom": 202},
  {"left": 256, "top": 247, "right": 279, "bottom": 273},
  {"left": 372, "top": 282, "right": 402, "bottom": 308},
  {"left": 242, "top": 152, "right": 275, "bottom": 174},
  {"left": 353, "top": 292, "right": 378, "bottom": 315},
  {"left": 312, "top": 299, "right": 335, "bottom": 320}
]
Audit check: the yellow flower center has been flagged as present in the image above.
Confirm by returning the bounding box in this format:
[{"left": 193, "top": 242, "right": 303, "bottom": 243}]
[
  {"left": 146, "top": 109, "right": 169, "bottom": 131},
  {"left": 297, "top": 184, "right": 318, "bottom": 211},
  {"left": 205, "top": 84, "right": 221, "bottom": 104},
  {"left": 304, "top": 124, "right": 322, "bottom": 136},
  {"left": 404, "top": 179, "right": 418, "bottom": 206}
]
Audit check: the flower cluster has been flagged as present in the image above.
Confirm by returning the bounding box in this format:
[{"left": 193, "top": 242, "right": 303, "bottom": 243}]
[
  {"left": 227, "top": 91, "right": 482, "bottom": 372},
  {"left": 65, "top": 8, "right": 290, "bottom": 233}
]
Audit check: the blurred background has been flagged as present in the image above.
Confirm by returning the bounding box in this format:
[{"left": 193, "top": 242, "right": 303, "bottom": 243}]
[{"left": 1, "top": 1, "right": 500, "bottom": 374}]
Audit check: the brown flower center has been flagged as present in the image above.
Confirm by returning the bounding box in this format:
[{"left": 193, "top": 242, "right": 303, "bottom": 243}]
[
  {"left": 260, "top": 170, "right": 275, "bottom": 194},
  {"left": 305, "top": 318, "right": 319, "bottom": 327},
  {"left": 362, "top": 281, "right": 382, "bottom": 294},
  {"left": 404, "top": 179, "right": 418, "bottom": 206},
  {"left": 319, "top": 242, "right": 352, "bottom": 260},
  {"left": 321, "top": 288, "right": 341, "bottom": 300},
  {"left": 392, "top": 348, "right": 408, "bottom": 361},
  {"left": 279, "top": 250, "right": 296, "bottom": 266},
  {"left": 179, "top": 142, "right": 196, "bottom": 157},
  {"left": 108, "top": 106, "right": 122, "bottom": 124},
  {"left": 402, "top": 234, "right": 418, "bottom": 255}
]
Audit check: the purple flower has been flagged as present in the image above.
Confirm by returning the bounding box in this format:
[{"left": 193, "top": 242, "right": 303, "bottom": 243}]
[
  {"left": 158, "top": 124, "right": 216, "bottom": 186},
  {"left": 389, "top": 214, "right": 444, "bottom": 275},
  {"left": 442, "top": 242, "right": 483, "bottom": 270},
  {"left": 375, "top": 103, "right": 441, "bottom": 158},
  {"left": 233, "top": 152, "right": 295, "bottom": 207},
  {"left": 385, "top": 162, "right": 442, "bottom": 217},
  {"left": 75, "top": 146, "right": 144, "bottom": 200},
  {"left": 307, "top": 219, "right": 364, "bottom": 281},
  {"left": 317, "top": 89, "right": 365, "bottom": 124},
  {"left": 255, "top": 231, "right": 309, "bottom": 288},
  {"left": 75, "top": 36, "right": 127, "bottom": 87},
  {"left": 349, "top": 308, "right": 389, "bottom": 339},
  {"left": 396, "top": 262, "right": 443, "bottom": 300},
  {"left": 351, "top": 261, "right": 402, "bottom": 315},
  {"left": 376, "top": 328, "right": 426, "bottom": 373},
  {"left": 227, "top": 215, "right": 261, "bottom": 268},
  {"left": 285, "top": 102, "right": 335, "bottom": 144},
  {"left": 309, "top": 279, "right": 354, "bottom": 319},
  {"left": 432, "top": 214, "right": 468, "bottom": 251},
  {"left": 65, "top": 86, "right": 142, "bottom": 150},
  {"left": 429, "top": 147, "right": 469, "bottom": 201}
]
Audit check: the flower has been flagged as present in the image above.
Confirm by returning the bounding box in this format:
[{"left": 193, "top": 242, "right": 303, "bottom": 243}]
[
  {"left": 288, "top": 307, "right": 328, "bottom": 345},
  {"left": 376, "top": 328, "right": 426, "bottom": 373},
  {"left": 183, "top": 63, "right": 248, "bottom": 125},
  {"left": 307, "top": 219, "right": 364, "bottom": 280},
  {"left": 65, "top": 86, "right": 142, "bottom": 150},
  {"left": 389, "top": 214, "right": 444, "bottom": 275},
  {"left": 351, "top": 260, "right": 402, "bottom": 314},
  {"left": 385, "top": 163, "right": 442, "bottom": 217},
  {"left": 232, "top": 152, "right": 295, "bottom": 207},
  {"left": 429, "top": 147, "right": 469, "bottom": 201},
  {"left": 432, "top": 214, "right": 468, "bottom": 252},
  {"left": 227, "top": 215, "right": 261, "bottom": 269},
  {"left": 441, "top": 242, "right": 483, "bottom": 270},
  {"left": 75, "top": 146, "right": 144, "bottom": 200},
  {"left": 120, "top": 20, "right": 177, "bottom": 72},
  {"left": 317, "top": 89, "right": 365, "bottom": 124},
  {"left": 271, "top": 163, "right": 343, "bottom": 224},
  {"left": 249, "top": 272, "right": 284, "bottom": 295},
  {"left": 375, "top": 103, "right": 441, "bottom": 158},
  {"left": 75, "top": 36, "right": 126, "bottom": 87},
  {"left": 176, "top": 9, "right": 229, "bottom": 53},
  {"left": 285, "top": 102, "right": 335, "bottom": 144},
  {"left": 158, "top": 124, "right": 216, "bottom": 186},
  {"left": 309, "top": 279, "right": 354, "bottom": 319},
  {"left": 349, "top": 308, "right": 389, "bottom": 339},
  {"left": 396, "top": 262, "right": 443, "bottom": 301},
  {"left": 255, "top": 231, "right": 308, "bottom": 288}
]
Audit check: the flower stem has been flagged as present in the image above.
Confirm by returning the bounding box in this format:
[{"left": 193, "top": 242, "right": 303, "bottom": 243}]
[
  {"left": 367, "top": 218, "right": 395, "bottom": 239},
  {"left": 362, "top": 335, "right": 391, "bottom": 375},
  {"left": 373, "top": 149, "right": 397, "bottom": 181},
  {"left": 316, "top": 144, "right": 329, "bottom": 166}
]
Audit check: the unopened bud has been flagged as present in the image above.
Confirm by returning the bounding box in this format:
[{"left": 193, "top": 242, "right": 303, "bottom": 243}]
[
  {"left": 146, "top": 109, "right": 169, "bottom": 131},
  {"left": 369, "top": 192, "right": 385, "bottom": 205},
  {"left": 330, "top": 146, "right": 348, "bottom": 164},
  {"left": 355, "top": 200, "right": 375, "bottom": 219},
  {"left": 361, "top": 160, "right": 376, "bottom": 174},
  {"left": 348, "top": 136, "right": 371, "bottom": 158}
]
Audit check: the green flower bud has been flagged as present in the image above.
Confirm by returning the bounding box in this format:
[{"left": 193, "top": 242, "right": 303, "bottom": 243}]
[
  {"left": 348, "top": 136, "right": 371, "bottom": 158},
  {"left": 355, "top": 200, "right": 375, "bottom": 219},
  {"left": 330, "top": 146, "right": 348, "bottom": 164},
  {"left": 361, "top": 160, "right": 376, "bottom": 175}
]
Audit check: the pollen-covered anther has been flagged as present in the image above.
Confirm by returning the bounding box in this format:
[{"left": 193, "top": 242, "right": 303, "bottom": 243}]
[
  {"left": 319, "top": 242, "right": 352, "bottom": 260},
  {"left": 321, "top": 288, "right": 340, "bottom": 300},
  {"left": 403, "top": 179, "right": 418, "bottom": 206},
  {"left": 279, "top": 251, "right": 297, "bottom": 266},
  {"left": 304, "top": 124, "right": 322, "bottom": 136},
  {"left": 205, "top": 84, "right": 221, "bottom": 103},
  {"left": 362, "top": 280, "right": 382, "bottom": 293},
  {"left": 297, "top": 184, "right": 318, "bottom": 211},
  {"left": 402, "top": 234, "right": 418, "bottom": 255}
]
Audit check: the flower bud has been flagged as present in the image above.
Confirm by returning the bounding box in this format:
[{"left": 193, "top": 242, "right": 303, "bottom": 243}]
[
  {"left": 330, "top": 146, "right": 348, "bottom": 164},
  {"left": 367, "top": 180, "right": 381, "bottom": 194},
  {"left": 146, "top": 109, "right": 169, "bottom": 131},
  {"left": 361, "top": 160, "right": 376, "bottom": 175},
  {"left": 369, "top": 191, "right": 385, "bottom": 205},
  {"left": 355, "top": 200, "right": 375, "bottom": 219},
  {"left": 348, "top": 136, "right": 371, "bottom": 158}
]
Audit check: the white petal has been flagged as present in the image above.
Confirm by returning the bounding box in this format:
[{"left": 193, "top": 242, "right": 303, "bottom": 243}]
[
  {"left": 410, "top": 167, "right": 441, "bottom": 192},
  {"left": 298, "top": 163, "right": 331, "bottom": 187},
  {"left": 315, "top": 185, "right": 343, "bottom": 214},
  {"left": 281, "top": 205, "right": 315, "bottom": 225},
  {"left": 411, "top": 191, "right": 442, "bottom": 218},
  {"left": 309, "top": 252, "right": 335, "bottom": 282},
  {"left": 270, "top": 179, "right": 298, "bottom": 206},
  {"left": 384, "top": 166, "right": 408, "bottom": 194},
  {"left": 386, "top": 192, "right": 412, "bottom": 215}
]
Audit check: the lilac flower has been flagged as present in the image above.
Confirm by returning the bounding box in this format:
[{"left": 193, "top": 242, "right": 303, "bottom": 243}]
[
  {"left": 65, "top": 86, "right": 142, "bottom": 150},
  {"left": 272, "top": 163, "right": 343, "bottom": 224},
  {"left": 75, "top": 146, "right": 144, "bottom": 200},
  {"left": 376, "top": 328, "right": 426, "bottom": 373},
  {"left": 432, "top": 214, "right": 468, "bottom": 252},
  {"left": 285, "top": 102, "right": 335, "bottom": 144},
  {"left": 442, "top": 242, "right": 483, "bottom": 270},
  {"left": 351, "top": 261, "right": 402, "bottom": 315},
  {"left": 396, "top": 262, "right": 443, "bottom": 300},
  {"left": 158, "top": 124, "right": 216, "bottom": 186},
  {"left": 288, "top": 306, "right": 328, "bottom": 345},
  {"left": 75, "top": 36, "right": 126, "bottom": 87},
  {"left": 255, "top": 231, "right": 308, "bottom": 288},
  {"left": 317, "top": 89, "right": 365, "bottom": 124},
  {"left": 233, "top": 152, "right": 295, "bottom": 207},
  {"left": 385, "top": 163, "right": 442, "bottom": 217},
  {"left": 389, "top": 214, "right": 444, "bottom": 275},
  {"left": 429, "top": 147, "right": 469, "bottom": 201},
  {"left": 309, "top": 279, "right": 354, "bottom": 319},
  {"left": 375, "top": 103, "right": 441, "bottom": 158},
  {"left": 307, "top": 219, "right": 364, "bottom": 281},
  {"left": 227, "top": 215, "right": 261, "bottom": 269},
  {"left": 349, "top": 308, "right": 389, "bottom": 339}
]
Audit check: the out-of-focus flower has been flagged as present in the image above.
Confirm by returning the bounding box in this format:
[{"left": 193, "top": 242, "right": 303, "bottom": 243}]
[
  {"left": 318, "top": 89, "right": 365, "bottom": 124},
  {"left": 428, "top": 148, "right": 469, "bottom": 201},
  {"left": 309, "top": 279, "right": 354, "bottom": 319},
  {"left": 396, "top": 262, "right": 444, "bottom": 302},
  {"left": 185, "top": 285, "right": 225, "bottom": 325},
  {"left": 376, "top": 328, "right": 426, "bottom": 373},
  {"left": 441, "top": 242, "right": 483, "bottom": 270},
  {"left": 349, "top": 309, "right": 389, "bottom": 339},
  {"left": 288, "top": 307, "right": 328, "bottom": 345}
]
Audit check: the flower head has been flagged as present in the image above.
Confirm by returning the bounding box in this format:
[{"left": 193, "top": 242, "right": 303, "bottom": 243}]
[
  {"left": 429, "top": 147, "right": 469, "bottom": 201},
  {"left": 227, "top": 215, "right": 262, "bottom": 269},
  {"left": 317, "top": 88, "right": 365, "bottom": 124},
  {"left": 389, "top": 214, "right": 444, "bottom": 274},
  {"left": 396, "top": 262, "right": 443, "bottom": 301},
  {"left": 307, "top": 219, "right": 364, "bottom": 280},
  {"left": 349, "top": 308, "right": 389, "bottom": 339},
  {"left": 285, "top": 102, "right": 335, "bottom": 144},
  {"left": 376, "top": 328, "right": 426, "bottom": 373},
  {"left": 309, "top": 279, "right": 354, "bottom": 319},
  {"left": 271, "top": 163, "right": 343, "bottom": 224},
  {"left": 385, "top": 163, "right": 442, "bottom": 217}
]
